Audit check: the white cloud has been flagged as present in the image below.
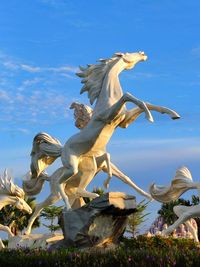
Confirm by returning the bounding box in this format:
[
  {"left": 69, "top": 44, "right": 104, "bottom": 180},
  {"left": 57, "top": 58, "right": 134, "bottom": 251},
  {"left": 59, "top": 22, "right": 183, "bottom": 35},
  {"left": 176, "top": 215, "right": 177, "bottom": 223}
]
[
  {"left": 20, "top": 64, "right": 41, "bottom": 73},
  {"left": 19, "top": 64, "right": 78, "bottom": 74},
  {"left": 16, "top": 128, "right": 30, "bottom": 134},
  {"left": 60, "top": 73, "right": 75, "bottom": 79},
  {"left": 3, "top": 61, "right": 18, "bottom": 70},
  {"left": 0, "top": 90, "right": 10, "bottom": 101},
  {"left": 0, "top": 51, "right": 80, "bottom": 125},
  {"left": 110, "top": 137, "right": 196, "bottom": 147},
  {"left": 47, "top": 66, "right": 78, "bottom": 73},
  {"left": 191, "top": 46, "right": 200, "bottom": 57},
  {"left": 0, "top": 51, "right": 77, "bottom": 75},
  {"left": 109, "top": 137, "right": 200, "bottom": 173},
  {"left": 21, "top": 78, "right": 42, "bottom": 87},
  {"left": 125, "top": 72, "right": 157, "bottom": 80}
]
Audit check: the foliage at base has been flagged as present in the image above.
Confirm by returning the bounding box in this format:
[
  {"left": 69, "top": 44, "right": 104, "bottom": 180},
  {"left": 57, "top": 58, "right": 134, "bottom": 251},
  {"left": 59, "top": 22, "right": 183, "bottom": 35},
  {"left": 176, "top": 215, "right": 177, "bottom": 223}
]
[{"left": 0, "top": 236, "right": 200, "bottom": 267}]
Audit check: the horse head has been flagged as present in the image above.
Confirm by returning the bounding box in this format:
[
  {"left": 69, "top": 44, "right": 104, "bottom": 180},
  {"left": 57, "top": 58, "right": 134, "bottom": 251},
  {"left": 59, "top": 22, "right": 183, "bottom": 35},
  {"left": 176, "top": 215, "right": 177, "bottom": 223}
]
[
  {"left": 76, "top": 51, "right": 148, "bottom": 112},
  {"left": 14, "top": 196, "right": 32, "bottom": 214},
  {"left": 114, "top": 51, "right": 147, "bottom": 70},
  {"left": 0, "top": 169, "right": 32, "bottom": 214}
]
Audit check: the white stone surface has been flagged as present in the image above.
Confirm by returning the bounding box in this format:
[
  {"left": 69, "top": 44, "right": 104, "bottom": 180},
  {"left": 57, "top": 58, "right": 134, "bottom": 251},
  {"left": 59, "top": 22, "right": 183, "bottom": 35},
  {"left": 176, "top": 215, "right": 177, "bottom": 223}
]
[
  {"left": 0, "top": 170, "right": 32, "bottom": 249},
  {"left": 150, "top": 166, "right": 200, "bottom": 242},
  {"left": 23, "top": 52, "right": 180, "bottom": 235},
  {"left": 8, "top": 233, "right": 63, "bottom": 249}
]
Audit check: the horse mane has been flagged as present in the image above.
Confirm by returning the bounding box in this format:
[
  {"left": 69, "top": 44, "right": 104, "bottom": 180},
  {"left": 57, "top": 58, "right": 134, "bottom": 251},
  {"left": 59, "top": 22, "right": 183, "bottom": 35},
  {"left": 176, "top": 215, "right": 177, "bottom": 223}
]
[
  {"left": 70, "top": 102, "right": 93, "bottom": 129},
  {"left": 76, "top": 53, "right": 123, "bottom": 105},
  {"left": 0, "top": 170, "right": 25, "bottom": 198},
  {"left": 149, "top": 166, "right": 194, "bottom": 203}
]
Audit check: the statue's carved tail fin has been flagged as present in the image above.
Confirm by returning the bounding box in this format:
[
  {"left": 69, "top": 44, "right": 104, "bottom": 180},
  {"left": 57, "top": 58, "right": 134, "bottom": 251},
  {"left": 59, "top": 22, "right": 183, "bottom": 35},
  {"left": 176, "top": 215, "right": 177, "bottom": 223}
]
[
  {"left": 149, "top": 166, "right": 195, "bottom": 203},
  {"left": 174, "top": 166, "right": 192, "bottom": 181}
]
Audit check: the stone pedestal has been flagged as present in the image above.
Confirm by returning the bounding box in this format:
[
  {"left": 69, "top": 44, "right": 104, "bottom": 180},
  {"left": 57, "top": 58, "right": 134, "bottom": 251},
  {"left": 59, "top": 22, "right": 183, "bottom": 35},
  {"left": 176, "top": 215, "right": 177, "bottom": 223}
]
[{"left": 55, "top": 192, "right": 137, "bottom": 249}]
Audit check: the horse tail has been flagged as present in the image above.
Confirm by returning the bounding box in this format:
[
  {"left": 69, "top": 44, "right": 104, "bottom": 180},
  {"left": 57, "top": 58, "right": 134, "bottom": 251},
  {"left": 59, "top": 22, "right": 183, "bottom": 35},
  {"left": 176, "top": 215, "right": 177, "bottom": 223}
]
[
  {"left": 31, "top": 132, "right": 63, "bottom": 179},
  {"left": 149, "top": 166, "right": 194, "bottom": 203},
  {"left": 23, "top": 132, "right": 63, "bottom": 196}
]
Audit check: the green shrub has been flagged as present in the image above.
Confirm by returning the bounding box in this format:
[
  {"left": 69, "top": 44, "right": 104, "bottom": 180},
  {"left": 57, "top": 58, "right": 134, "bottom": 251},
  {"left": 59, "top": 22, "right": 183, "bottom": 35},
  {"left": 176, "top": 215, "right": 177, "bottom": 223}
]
[{"left": 0, "top": 236, "right": 199, "bottom": 267}]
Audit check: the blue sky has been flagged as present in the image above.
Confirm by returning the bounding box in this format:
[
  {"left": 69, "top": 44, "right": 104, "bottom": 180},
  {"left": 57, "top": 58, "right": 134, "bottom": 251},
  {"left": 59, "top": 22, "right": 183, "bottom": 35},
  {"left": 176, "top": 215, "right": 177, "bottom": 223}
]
[{"left": 0, "top": 0, "right": 200, "bottom": 233}]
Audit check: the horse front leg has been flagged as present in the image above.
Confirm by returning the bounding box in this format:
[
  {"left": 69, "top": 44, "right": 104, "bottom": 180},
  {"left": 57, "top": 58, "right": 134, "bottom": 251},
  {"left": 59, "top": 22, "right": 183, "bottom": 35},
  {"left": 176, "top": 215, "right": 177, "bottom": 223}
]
[
  {"left": 97, "top": 92, "right": 154, "bottom": 123},
  {"left": 119, "top": 103, "right": 180, "bottom": 128},
  {"left": 124, "top": 92, "right": 154, "bottom": 122},
  {"left": 146, "top": 103, "right": 180, "bottom": 120}
]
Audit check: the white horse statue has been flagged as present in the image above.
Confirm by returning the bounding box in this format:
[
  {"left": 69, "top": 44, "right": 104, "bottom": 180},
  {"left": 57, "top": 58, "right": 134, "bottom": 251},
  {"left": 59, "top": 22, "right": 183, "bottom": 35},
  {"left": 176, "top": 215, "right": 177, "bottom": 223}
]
[
  {"left": 23, "top": 52, "right": 180, "bottom": 235},
  {"left": 150, "top": 166, "right": 200, "bottom": 242},
  {"left": 0, "top": 170, "right": 32, "bottom": 248}
]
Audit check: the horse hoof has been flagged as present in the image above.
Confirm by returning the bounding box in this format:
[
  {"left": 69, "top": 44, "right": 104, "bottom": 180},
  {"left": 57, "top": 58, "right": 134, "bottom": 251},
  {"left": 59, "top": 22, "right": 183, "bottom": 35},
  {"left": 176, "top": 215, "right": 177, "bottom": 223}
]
[
  {"left": 148, "top": 116, "right": 154, "bottom": 123},
  {"left": 172, "top": 116, "right": 180, "bottom": 120}
]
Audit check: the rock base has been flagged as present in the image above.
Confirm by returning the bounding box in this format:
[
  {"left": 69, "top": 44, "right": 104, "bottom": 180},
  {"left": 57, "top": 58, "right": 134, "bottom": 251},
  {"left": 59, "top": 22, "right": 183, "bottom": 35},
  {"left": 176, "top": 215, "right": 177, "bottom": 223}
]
[{"left": 55, "top": 192, "right": 137, "bottom": 249}]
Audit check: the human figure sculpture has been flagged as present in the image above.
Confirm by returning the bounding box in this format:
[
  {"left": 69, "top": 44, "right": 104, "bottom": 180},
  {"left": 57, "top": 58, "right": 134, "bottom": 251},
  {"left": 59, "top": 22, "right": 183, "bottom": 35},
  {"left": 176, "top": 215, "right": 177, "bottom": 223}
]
[
  {"left": 150, "top": 166, "right": 200, "bottom": 242},
  {"left": 0, "top": 170, "right": 32, "bottom": 248}
]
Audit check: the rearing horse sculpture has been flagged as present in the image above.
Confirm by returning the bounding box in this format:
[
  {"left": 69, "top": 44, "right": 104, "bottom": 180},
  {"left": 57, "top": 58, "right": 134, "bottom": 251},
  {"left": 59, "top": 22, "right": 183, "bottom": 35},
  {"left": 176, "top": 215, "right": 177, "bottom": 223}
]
[
  {"left": 24, "top": 100, "right": 180, "bottom": 235},
  {"left": 23, "top": 52, "right": 180, "bottom": 211}
]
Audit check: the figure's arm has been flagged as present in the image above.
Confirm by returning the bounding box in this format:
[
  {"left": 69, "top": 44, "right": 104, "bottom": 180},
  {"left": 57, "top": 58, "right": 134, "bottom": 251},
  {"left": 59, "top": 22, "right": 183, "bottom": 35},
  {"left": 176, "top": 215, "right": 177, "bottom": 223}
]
[
  {"left": 119, "top": 103, "right": 180, "bottom": 128},
  {"left": 102, "top": 162, "right": 152, "bottom": 200}
]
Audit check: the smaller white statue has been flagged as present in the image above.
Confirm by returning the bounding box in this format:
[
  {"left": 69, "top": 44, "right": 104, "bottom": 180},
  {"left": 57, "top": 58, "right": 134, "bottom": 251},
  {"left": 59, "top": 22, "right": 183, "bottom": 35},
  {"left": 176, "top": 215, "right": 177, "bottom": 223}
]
[
  {"left": 0, "top": 170, "right": 32, "bottom": 248},
  {"left": 149, "top": 166, "right": 200, "bottom": 242}
]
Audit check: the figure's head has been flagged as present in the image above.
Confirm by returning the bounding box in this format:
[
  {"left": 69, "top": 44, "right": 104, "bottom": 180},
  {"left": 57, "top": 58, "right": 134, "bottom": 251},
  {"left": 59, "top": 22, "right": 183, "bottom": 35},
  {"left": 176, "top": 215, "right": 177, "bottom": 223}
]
[
  {"left": 115, "top": 51, "right": 148, "bottom": 70},
  {"left": 15, "top": 197, "right": 32, "bottom": 214}
]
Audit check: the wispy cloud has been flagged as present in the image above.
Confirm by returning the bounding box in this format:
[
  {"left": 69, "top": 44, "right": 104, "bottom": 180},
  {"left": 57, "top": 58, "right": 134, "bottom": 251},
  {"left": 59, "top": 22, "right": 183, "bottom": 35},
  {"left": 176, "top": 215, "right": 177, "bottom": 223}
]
[
  {"left": 110, "top": 137, "right": 199, "bottom": 147},
  {"left": 109, "top": 137, "right": 200, "bottom": 173},
  {"left": 1, "top": 53, "right": 78, "bottom": 75},
  {"left": 124, "top": 71, "right": 165, "bottom": 80},
  {"left": 191, "top": 46, "right": 200, "bottom": 57},
  {"left": 0, "top": 51, "right": 80, "bottom": 129},
  {"left": 20, "top": 64, "right": 41, "bottom": 73},
  {"left": 1, "top": 127, "right": 30, "bottom": 135},
  {"left": 19, "top": 64, "right": 78, "bottom": 74},
  {"left": 0, "top": 90, "right": 10, "bottom": 101}
]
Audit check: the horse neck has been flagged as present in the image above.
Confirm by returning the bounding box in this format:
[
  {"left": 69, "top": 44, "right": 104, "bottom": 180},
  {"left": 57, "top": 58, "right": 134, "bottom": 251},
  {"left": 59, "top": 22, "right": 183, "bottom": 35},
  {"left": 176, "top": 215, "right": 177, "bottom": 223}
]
[
  {"left": 92, "top": 59, "right": 125, "bottom": 116},
  {"left": 0, "top": 195, "right": 16, "bottom": 210}
]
